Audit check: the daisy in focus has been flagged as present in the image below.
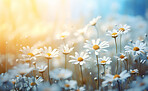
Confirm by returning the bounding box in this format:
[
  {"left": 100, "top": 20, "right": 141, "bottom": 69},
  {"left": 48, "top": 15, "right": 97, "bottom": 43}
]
[
  {"left": 69, "top": 52, "right": 89, "bottom": 65},
  {"left": 20, "top": 46, "right": 39, "bottom": 58},
  {"left": 98, "top": 56, "right": 112, "bottom": 65},
  {"left": 84, "top": 39, "right": 109, "bottom": 55},
  {"left": 124, "top": 40, "right": 147, "bottom": 56},
  {"left": 106, "top": 29, "right": 120, "bottom": 38},
  {"left": 59, "top": 44, "right": 74, "bottom": 54},
  {"left": 116, "top": 24, "right": 130, "bottom": 34},
  {"left": 114, "top": 53, "right": 128, "bottom": 61},
  {"left": 39, "top": 46, "right": 59, "bottom": 59}
]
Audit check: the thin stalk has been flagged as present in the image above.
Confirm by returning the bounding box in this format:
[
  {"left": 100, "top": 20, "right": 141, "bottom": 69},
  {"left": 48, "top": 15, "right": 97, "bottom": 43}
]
[
  {"left": 103, "top": 65, "right": 106, "bottom": 75},
  {"left": 120, "top": 35, "right": 122, "bottom": 53},
  {"left": 80, "top": 65, "right": 84, "bottom": 85},
  {"left": 114, "top": 38, "right": 118, "bottom": 74},
  {"left": 65, "top": 54, "right": 67, "bottom": 69},
  {"left": 96, "top": 55, "right": 100, "bottom": 89},
  {"left": 123, "top": 61, "right": 127, "bottom": 70},
  {"left": 120, "top": 60, "right": 122, "bottom": 73},
  {"left": 126, "top": 60, "right": 128, "bottom": 71},
  {"left": 41, "top": 72, "right": 44, "bottom": 79},
  {"left": 95, "top": 25, "right": 99, "bottom": 38},
  {"left": 117, "top": 80, "right": 121, "bottom": 91},
  {"left": 47, "top": 59, "right": 51, "bottom": 84}
]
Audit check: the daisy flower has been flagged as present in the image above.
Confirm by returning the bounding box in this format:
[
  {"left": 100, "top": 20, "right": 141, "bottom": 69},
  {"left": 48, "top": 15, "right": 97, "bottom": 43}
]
[
  {"left": 38, "top": 82, "right": 61, "bottom": 91},
  {"left": 129, "top": 76, "right": 148, "bottom": 91},
  {"left": 130, "top": 69, "right": 139, "bottom": 74},
  {"left": 124, "top": 40, "right": 147, "bottom": 56},
  {"left": 69, "top": 52, "right": 89, "bottom": 65},
  {"left": 20, "top": 46, "right": 39, "bottom": 58},
  {"left": 116, "top": 24, "right": 130, "bottom": 34},
  {"left": 114, "top": 53, "right": 128, "bottom": 61},
  {"left": 106, "top": 29, "right": 120, "bottom": 38},
  {"left": 84, "top": 39, "right": 109, "bottom": 55},
  {"left": 89, "top": 16, "right": 102, "bottom": 26},
  {"left": 50, "top": 68, "right": 72, "bottom": 80},
  {"left": 98, "top": 56, "right": 112, "bottom": 65},
  {"left": 28, "top": 77, "right": 43, "bottom": 88},
  {"left": 56, "top": 32, "right": 70, "bottom": 40},
  {"left": 58, "top": 80, "right": 77, "bottom": 90},
  {"left": 13, "top": 63, "right": 34, "bottom": 76},
  {"left": 39, "top": 46, "right": 59, "bottom": 59},
  {"left": 37, "top": 64, "right": 48, "bottom": 73},
  {"left": 103, "top": 70, "right": 130, "bottom": 83},
  {"left": 59, "top": 44, "right": 74, "bottom": 54}
]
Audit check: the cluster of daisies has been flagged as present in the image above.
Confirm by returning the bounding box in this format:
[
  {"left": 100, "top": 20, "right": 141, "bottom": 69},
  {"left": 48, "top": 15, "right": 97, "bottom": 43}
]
[{"left": 0, "top": 16, "right": 148, "bottom": 91}]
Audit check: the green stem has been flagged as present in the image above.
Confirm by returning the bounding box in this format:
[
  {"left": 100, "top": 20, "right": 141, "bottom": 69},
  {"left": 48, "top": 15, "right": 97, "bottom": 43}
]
[{"left": 120, "top": 60, "right": 122, "bottom": 73}]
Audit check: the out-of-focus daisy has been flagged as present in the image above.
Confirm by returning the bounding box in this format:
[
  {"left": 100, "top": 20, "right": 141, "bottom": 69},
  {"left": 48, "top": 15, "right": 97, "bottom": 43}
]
[
  {"left": 28, "top": 77, "right": 43, "bottom": 88},
  {"left": 129, "top": 76, "right": 148, "bottom": 91},
  {"left": 124, "top": 40, "right": 147, "bottom": 56},
  {"left": 50, "top": 68, "right": 72, "bottom": 80},
  {"left": 59, "top": 44, "right": 74, "bottom": 54},
  {"left": 84, "top": 39, "right": 109, "bottom": 55},
  {"left": 114, "top": 53, "right": 128, "bottom": 61},
  {"left": 116, "top": 24, "right": 130, "bottom": 34},
  {"left": 106, "top": 29, "right": 119, "bottom": 38},
  {"left": 13, "top": 63, "right": 34, "bottom": 76},
  {"left": 58, "top": 80, "right": 77, "bottom": 90},
  {"left": 130, "top": 69, "right": 139, "bottom": 74},
  {"left": 89, "top": 16, "right": 102, "bottom": 26},
  {"left": 20, "top": 46, "right": 39, "bottom": 57},
  {"left": 56, "top": 32, "right": 70, "bottom": 40},
  {"left": 103, "top": 70, "right": 130, "bottom": 84},
  {"left": 37, "top": 64, "right": 48, "bottom": 73},
  {"left": 69, "top": 52, "right": 89, "bottom": 65},
  {"left": 38, "top": 82, "right": 61, "bottom": 91},
  {"left": 39, "top": 46, "right": 59, "bottom": 59},
  {"left": 98, "top": 56, "right": 112, "bottom": 65}
]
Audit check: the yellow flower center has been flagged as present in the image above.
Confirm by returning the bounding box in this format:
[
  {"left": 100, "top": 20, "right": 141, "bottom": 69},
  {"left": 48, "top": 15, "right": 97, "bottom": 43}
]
[
  {"left": 12, "top": 81, "right": 16, "bottom": 84},
  {"left": 27, "top": 53, "right": 34, "bottom": 57},
  {"left": 131, "top": 70, "right": 135, "bottom": 73},
  {"left": 112, "top": 33, "right": 117, "bottom": 36},
  {"left": 147, "top": 57, "right": 148, "bottom": 59},
  {"left": 65, "top": 84, "right": 70, "bottom": 87},
  {"left": 61, "top": 35, "right": 66, "bottom": 38},
  {"left": 133, "top": 47, "right": 140, "bottom": 51},
  {"left": 119, "top": 28, "right": 125, "bottom": 32},
  {"left": 120, "top": 55, "right": 125, "bottom": 59},
  {"left": 77, "top": 57, "right": 83, "bottom": 62},
  {"left": 93, "top": 45, "right": 100, "bottom": 50},
  {"left": 58, "top": 74, "right": 65, "bottom": 78},
  {"left": 113, "top": 74, "right": 120, "bottom": 79},
  {"left": 25, "top": 60, "right": 31, "bottom": 63},
  {"left": 46, "top": 53, "right": 51, "bottom": 56},
  {"left": 16, "top": 75, "right": 19, "bottom": 77},
  {"left": 30, "top": 82, "right": 36, "bottom": 86},
  {"left": 101, "top": 60, "right": 106, "bottom": 63},
  {"left": 140, "top": 82, "right": 145, "bottom": 86},
  {"left": 76, "top": 90, "right": 80, "bottom": 91}
]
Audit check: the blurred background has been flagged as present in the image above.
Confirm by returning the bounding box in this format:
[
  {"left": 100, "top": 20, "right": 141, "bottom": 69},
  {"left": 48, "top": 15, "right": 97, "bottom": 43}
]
[{"left": 0, "top": 0, "right": 148, "bottom": 73}]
